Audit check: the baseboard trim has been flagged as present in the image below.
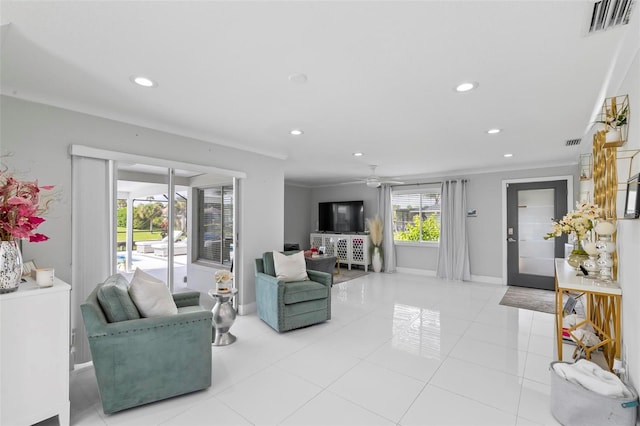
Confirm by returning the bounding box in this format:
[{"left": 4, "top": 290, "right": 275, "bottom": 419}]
[
  {"left": 396, "top": 267, "right": 436, "bottom": 276},
  {"left": 238, "top": 301, "right": 256, "bottom": 315},
  {"left": 470, "top": 275, "right": 503, "bottom": 285},
  {"left": 396, "top": 267, "right": 502, "bottom": 284}
]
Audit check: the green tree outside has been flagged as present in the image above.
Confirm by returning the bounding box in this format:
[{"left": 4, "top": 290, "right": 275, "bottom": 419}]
[{"left": 394, "top": 214, "right": 440, "bottom": 242}]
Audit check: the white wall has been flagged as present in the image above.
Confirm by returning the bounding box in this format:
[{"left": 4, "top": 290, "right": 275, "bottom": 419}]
[
  {"left": 298, "top": 166, "right": 577, "bottom": 280},
  {"left": 0, "top": 95, "right": 284, "bottom": 315}
]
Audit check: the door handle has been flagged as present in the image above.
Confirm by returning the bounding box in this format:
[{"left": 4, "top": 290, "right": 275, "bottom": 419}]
[{"left": 507, "top": 238, "right": 517, "bottom": 243}]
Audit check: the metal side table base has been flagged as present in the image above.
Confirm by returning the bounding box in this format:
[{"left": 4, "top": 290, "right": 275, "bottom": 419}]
[{"left": 208, "top": 288, "right": 238, "bottom": 346}]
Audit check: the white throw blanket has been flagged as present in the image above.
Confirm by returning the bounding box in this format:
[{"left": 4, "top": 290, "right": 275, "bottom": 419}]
[{"left": 553, "top": 359, "right": 632, "bottom": 398}]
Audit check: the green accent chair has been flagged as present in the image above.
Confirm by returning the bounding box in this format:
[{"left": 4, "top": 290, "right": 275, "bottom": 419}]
[
  {"left": 255, "top": 251, "right": 332, "bottom": 332},
  {"left": 81, "top": 286, "right": 213, "bottom": 414}
]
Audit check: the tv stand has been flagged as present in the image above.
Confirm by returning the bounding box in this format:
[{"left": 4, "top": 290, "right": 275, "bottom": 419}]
[{"left": 310, "top": 233, "right": 371, "bottom": 272}]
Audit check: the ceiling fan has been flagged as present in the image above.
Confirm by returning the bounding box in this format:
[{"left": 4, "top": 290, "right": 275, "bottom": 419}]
[{"left": 360, "top": 165, "right": 404, "bottom": 188}]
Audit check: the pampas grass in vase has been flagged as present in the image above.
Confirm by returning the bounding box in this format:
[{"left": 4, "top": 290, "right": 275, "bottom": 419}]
[{"left": 367, "top": 216, "right": 383, "bottom": 272}]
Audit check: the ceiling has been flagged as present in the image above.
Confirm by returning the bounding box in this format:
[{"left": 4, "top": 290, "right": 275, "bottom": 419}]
[{"left": 1, "top": 1, "right": 638, "bottom": 187}]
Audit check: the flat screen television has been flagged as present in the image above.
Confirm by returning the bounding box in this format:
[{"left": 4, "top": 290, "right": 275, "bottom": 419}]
[{"left": 318, "top": 200, "right": 365, "bottom": 233}]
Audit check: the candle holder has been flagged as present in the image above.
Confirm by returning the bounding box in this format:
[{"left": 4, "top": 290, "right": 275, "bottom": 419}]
[
  {"left": 594, "top": 221, "right": 616, "bottom": 281},
  {"left": 582, "top": 240, "right": 599, "bottom": 277}
]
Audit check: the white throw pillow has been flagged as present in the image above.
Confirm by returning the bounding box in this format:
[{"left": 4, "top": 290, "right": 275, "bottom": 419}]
[
  {"left": 273, "top": 250, "right": 309, "bottom": 282},
  {"left": 128, "top": 268, "right": 178, "bottom": 317}
]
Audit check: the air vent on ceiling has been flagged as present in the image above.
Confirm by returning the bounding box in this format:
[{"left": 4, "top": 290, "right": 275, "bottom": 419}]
[
  {"left": 566, "top": 138, "right": 582, "bottom": 146},
  {"left": 589, "top": 0, "right": 636, "bottom": 33}
]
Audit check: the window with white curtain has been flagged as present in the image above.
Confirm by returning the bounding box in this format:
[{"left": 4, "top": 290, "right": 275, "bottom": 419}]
[{"left": 392, "top": 186, "right": 441, "bottom": 243}]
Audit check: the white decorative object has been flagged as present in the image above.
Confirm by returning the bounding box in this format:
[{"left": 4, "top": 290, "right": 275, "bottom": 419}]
[
  {"left": 35, "top": 267, "right": 55, "bottom": 287},
  {"left": 214, "top": 269, "right": 232, "bottom": 291},
  {"left": 605, "top": 129, "right": 622, "bottom": 144},
  {"left": 371, "top": 247, "right": 383, "bottom": 273},
  {"left": 367, "top": 217, "right": 383, "bottom": 273},
  {"left": 1, "top": 277, "right": 71, "bottom": 426},
  {"left": 595, "top": 221, "right": 616, "bottom": 281}
]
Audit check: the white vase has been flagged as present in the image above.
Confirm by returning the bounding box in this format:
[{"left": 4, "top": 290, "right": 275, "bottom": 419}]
[
  {"left": 372, "top": 247, "right": 382, "bottom": 273},
  {"left": 605, "top": 128, "right": 622, "bottom": 144},
  {"left": 0, "top": 241, "right": 23, "bottom": 293}
]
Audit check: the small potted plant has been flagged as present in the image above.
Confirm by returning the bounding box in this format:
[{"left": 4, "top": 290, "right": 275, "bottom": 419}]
[
  {"left": 214, "top": 270, "right": 232, "bottom": 292},
  {"left": 595, "top": 103, "right": 628, "bottom": 145}
]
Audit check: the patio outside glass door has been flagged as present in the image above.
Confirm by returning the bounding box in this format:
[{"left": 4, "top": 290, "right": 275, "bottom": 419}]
[{"left": 116, "top": 164, "right": 191, "bottom": 291}]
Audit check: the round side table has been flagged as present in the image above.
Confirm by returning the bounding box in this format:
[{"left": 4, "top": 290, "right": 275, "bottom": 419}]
[{"left": 207, "top": 287, "right": 238, "bottom": 346}]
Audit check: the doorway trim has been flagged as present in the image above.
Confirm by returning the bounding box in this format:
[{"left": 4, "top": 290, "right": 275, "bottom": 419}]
[{"left": 501, "top": 175, "right": 574, "bottom": 284}]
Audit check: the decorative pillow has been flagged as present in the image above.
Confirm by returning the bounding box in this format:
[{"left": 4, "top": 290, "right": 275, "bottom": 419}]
[
  {"left": 97, "top": 274, "right": 141, "bottom": 322},
  {"left": 272, "top": 250, "right": 309, "bottom": 282},
  {"left": 128, "top": 268, "right": 178, "bottom": 317}
]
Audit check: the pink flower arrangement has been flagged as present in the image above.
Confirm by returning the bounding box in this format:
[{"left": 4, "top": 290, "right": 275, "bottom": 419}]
[{"left": 0, "top": 172, "right": 55, "bottom": 242}]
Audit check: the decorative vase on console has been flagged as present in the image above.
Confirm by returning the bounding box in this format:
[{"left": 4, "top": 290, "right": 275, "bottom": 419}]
[
  {"left": 0, "top": 171, "right": 56, "bottom": 293},
  {"left": 543, "top": 202, "right": 600, "bottom": 270},
  {"left": 0, "top": 240, "right": 23, "bottom": 293},
  {"left": 566, "top": 237, "right": 589, "bottom": 270}
]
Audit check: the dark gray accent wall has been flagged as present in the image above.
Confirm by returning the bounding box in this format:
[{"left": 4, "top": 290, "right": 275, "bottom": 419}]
[{"left": 284, "top": 184, "right": 312, "bottom": 249}]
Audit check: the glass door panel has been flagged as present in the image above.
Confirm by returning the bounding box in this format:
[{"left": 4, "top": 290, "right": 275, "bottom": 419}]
[
  {"left": 506, "top": 180, "right": 567, "bottom": 290},
  {"left": 517, "top": 189, "right": 555, "bottom": 277}
]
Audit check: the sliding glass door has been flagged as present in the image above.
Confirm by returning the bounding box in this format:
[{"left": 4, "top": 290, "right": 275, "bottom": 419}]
[{"left": 116, "top": 164, "right": 193, "bottom": 291}]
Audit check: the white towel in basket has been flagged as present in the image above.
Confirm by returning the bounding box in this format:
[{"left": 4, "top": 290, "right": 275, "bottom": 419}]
[{"left": 553, "top": 359, "right": 632, "bottom": 398}]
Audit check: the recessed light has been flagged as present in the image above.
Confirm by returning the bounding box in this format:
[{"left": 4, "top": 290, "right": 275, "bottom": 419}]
[
  {"left": 504, "top": 153, "right": 513, "bottom": 158},
  {"left": 353, "top": 152, "right": 364, "bottom": 157},
  {"left": 487, "top": 128, "right": 501, "bottom": 134},
  {"left": 455, "top": 82, "right": 478, "bottom": 92},
  {"left": 130, "top": 75, "right": 158, "bottom": 88},
  {"left": 290, "top": 129, "right": 304, "bottom": 136}
]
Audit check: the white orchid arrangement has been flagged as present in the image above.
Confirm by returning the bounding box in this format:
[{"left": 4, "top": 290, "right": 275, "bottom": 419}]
[
  {"left": 543, "top": 202, "right": 601, "bottom": 242},
  {"left": 214, "top": 270, "right": 232, "bottom": 284}
]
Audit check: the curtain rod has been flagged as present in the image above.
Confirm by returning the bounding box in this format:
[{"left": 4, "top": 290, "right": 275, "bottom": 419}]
[{"left": 391, "top": 179, "right": 468, "bottom": 188}]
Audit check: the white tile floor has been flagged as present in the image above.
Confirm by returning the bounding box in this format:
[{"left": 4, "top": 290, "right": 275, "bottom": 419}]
[{"left": 58, "top": 272, "right": 575, "bottom": 425}]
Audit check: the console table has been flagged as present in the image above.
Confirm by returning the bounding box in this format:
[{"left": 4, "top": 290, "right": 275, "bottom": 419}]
[
  {"left": 1, "top": 277, "right": 71, "bottom": 425},
  {"left": 310, "top": 233, "right": 370, "bottom": 271},
  {"left": 554, "top": 259, "right": 621, "bottom": 371}
]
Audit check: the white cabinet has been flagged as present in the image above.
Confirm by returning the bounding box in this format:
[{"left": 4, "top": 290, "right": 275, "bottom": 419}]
[
  {"left": 310, "top": 233, "right": 370, "bottom": 272},
  {"left": 1, "top": 278, "right": 71, "bottom": 426}
]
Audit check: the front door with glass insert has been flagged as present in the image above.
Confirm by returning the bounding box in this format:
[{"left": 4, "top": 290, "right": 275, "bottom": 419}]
[{"left": 506, "top": 180, "right": 567, "bottom": 290}]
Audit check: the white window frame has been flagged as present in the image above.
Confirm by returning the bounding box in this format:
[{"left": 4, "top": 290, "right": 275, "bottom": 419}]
[
  {"left": 392, "top": 184, "right": 441, "bottom": 246},
  {"left": 195, "top": 185, "right": 234, "bottom": 266}
]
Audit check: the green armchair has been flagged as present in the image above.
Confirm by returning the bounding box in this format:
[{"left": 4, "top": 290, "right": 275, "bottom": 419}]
[
  {"left": 81, "top": 285, "right": 213, "bottom": 414},
  {"left": 255, "top": 251, "right": 332, "bottom": 332}
]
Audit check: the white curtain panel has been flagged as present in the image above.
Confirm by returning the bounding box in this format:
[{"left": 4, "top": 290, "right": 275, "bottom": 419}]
[
  {"left": 378, "top": 184, "right": 396, "bottom": 273},
  {"left": 436, "top": 179, "right": 471, "bottom": 281},
  {"left": 71, "top": 156, "right": 115, "bottom": 364}
]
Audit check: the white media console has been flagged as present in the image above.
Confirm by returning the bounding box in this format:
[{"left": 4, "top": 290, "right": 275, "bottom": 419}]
[{"left": 310, "top": 233, "right": 371, "bottom": 272}]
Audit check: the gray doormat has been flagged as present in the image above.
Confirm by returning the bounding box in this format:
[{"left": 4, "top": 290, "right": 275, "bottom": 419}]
[
  {"left": 499, "top": 286, "right": 556, "bottom": 314},
  {"left": 333, "top": 268, "right": 369, "bottom": 285}
]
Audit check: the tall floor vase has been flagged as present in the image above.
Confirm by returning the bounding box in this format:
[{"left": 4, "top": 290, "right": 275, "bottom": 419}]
[
  {"left": 0, "top": 240, "right": 23, "bottom": 293},
  {"left": 371, "top": 246, "right": 383, "bottom": 273}
]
